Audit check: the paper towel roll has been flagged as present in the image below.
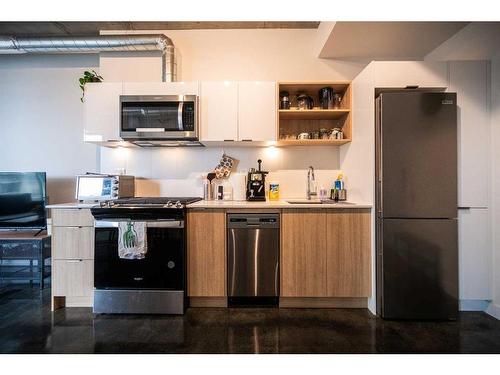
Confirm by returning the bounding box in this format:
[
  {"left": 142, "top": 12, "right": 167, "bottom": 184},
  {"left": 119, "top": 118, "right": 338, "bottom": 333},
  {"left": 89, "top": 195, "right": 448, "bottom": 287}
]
[{"left": 229, "top": 173, "right": 247, "bottom": 201}]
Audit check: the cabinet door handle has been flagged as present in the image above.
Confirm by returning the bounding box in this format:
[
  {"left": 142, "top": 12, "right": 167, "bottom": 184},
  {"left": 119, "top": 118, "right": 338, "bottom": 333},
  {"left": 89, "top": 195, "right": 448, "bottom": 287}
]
[
  {"left": 241, "top": 139, "right": 253, "bottom": 142},
  {"left": 223, "top": 139, "right": 235, "bottom": 142},
  {"left": 67, "top": 259, "right": 83, "bottom": 263}
]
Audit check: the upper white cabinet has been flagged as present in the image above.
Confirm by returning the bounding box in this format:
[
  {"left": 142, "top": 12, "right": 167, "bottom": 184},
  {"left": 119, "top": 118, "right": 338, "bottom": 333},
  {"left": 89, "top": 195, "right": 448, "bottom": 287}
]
[
  {"left": 238, "top": 81, "right": 277, "bottom": 142},
  {"left": 84, "top": 81, "right": 277, "bottom": 145},
  {"left": 200, "top": 81, "right": 277, "bottom": 143},
  {"left": 83, "top": 82, "right": 123, "bottom": 143},
  {"left": 200, "top": 81, "right": 239, "bottom": 141},
  {"left": 449, "top": 61, "right": 489, "bottom": 208},
  {"left": 122, "top": 82, "right": 199, "bottom": 96},
  {"left": 372, "top": 61, "right": 448, "bottom": 88}
]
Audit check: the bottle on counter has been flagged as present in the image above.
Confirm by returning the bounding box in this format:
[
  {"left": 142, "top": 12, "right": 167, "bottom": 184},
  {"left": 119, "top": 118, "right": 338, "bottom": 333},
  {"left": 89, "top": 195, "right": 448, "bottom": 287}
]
[
  {"left": 203, "top": 176, "right": 211, "bottom": 200},
  {"left": 331, "top": 174, "right": 347, "bottom": 201},
  {"left": 217, "top": 185, "right": 224, "bottom": 200}
]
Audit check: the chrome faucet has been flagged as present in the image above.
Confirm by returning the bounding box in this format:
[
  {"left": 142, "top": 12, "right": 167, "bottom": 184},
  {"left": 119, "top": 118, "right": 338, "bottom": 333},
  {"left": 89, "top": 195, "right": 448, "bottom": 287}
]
[{"left": 307, "top": 166, "right": 317, "bottom": 200}]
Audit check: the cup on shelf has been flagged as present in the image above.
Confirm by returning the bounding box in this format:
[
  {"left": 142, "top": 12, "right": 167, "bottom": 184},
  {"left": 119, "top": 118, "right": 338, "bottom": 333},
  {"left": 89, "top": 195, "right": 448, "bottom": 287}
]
[{"left": 297, "top": 132, "right": 310, "bottom": 140}]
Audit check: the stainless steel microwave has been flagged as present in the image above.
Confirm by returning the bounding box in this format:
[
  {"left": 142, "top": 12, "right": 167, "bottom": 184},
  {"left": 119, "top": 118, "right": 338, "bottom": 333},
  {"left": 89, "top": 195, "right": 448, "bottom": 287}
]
[{"left": 120, "top": 95, "right": 199, "bottom": 143}]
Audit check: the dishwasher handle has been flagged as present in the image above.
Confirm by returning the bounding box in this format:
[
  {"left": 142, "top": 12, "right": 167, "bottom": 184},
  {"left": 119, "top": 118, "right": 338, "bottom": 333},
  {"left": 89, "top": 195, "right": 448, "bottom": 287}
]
[{"left": 227, "top": 214, "right": 280, "bottom": 229}]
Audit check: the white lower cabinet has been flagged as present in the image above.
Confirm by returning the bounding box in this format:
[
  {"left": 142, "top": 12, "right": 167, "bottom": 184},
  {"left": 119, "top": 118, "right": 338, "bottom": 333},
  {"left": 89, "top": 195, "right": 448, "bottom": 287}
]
[
  {"left": 52, "top": 259, "right": 94, "bottom": 297},
  {"left": 51, "top": 208, "right": 95, "bottom": 308},
  {"left": 458, "top": 208, "right": 492, "bottom": 300}
]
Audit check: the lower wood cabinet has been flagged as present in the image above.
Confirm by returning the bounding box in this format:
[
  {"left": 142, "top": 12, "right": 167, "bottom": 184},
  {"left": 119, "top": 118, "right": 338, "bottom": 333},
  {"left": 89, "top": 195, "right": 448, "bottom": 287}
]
[
  {"left": 281, "top": 210, "right": 327, "bottom": 297},
  {"left": 187, "top": 209, "right": 226, "bottom": 297},
  {"left": 52, "top": 226, "right": 94, "bottom": 260},
  {"left": 51, "top": 208, "right": 95, "bottom": 309},
  {"left": 52, "top": 259, "right": 94, "bottom": 297},
  {"left": 281, "top": 209, "right": 371, "bottom": 298},
  {"left": 326, "top": 210, "right": 371, "bottom": 297}
]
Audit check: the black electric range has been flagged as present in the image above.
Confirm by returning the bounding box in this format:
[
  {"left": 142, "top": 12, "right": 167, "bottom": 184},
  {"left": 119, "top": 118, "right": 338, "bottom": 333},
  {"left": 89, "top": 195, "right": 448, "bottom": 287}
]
[
  {"left": 91, "top": 197, "right": 202, "bottom": 220},
  {"left": 90, "top": 197, "right": 201, "bottom": 315}
]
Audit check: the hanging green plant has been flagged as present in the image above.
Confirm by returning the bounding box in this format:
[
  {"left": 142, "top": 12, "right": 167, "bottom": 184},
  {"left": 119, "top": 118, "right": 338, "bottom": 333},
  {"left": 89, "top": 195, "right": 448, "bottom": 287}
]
[{"left": 78, "top": 70, "right": 103, "bottom": 102}]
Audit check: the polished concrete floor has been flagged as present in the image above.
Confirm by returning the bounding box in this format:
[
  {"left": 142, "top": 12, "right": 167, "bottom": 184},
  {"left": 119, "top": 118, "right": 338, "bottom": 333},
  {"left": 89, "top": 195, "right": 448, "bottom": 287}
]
[{"left": 1, "top": 286, "right": 500, "bottom": 354}]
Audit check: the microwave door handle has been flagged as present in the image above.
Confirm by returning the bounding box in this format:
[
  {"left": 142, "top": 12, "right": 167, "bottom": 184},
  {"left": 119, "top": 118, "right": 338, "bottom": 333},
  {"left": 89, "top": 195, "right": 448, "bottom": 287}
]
[
  {"left": 178, "top": 101, "right": 184, "bottom": 131},
  {"left": 135, "top": 128, "right": 166, "bottom": 132}
]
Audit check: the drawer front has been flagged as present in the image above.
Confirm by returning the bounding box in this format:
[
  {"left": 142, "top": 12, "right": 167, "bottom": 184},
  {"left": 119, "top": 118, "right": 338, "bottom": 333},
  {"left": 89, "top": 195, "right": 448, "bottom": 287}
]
[
  {"left": 52, "top": 259, "right": 94, "bottom": 297},
  {"left": 52, "top": 209, "right": 94, "bottom": 227},
  {"left": 52, "top": 226, "right": 94, "bottom": 260}
]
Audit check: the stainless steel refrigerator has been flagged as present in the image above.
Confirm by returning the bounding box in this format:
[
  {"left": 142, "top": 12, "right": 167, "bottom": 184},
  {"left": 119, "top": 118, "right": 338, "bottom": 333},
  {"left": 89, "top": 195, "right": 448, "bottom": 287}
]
[{"left": 375, "top": 91, "right": 458, "bottom": 320}]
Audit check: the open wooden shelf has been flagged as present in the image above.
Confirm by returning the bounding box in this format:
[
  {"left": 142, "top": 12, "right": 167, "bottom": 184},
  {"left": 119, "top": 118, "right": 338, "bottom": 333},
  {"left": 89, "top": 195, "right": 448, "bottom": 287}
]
[
  {"left": 277, "top": 81, "right": 352, "bottom": 146},
  {"left": 277, "top": 139, "right": 351, "bottom": 146},
  {"left": 279, "top": 108, "right": 350, "bottom": 120}
]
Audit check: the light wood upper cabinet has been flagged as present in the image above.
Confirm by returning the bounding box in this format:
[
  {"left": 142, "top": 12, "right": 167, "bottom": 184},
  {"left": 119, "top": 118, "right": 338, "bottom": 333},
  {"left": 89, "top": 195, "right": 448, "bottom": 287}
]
[
  {"left": 326, "top": 209, "right": 371, "bottom": 297},
  {"left": 200, "top": 81, "right": 238, "bottom": 141},
  {"left": 122, "top": 82, "right": 199, "bottom": 96},
  {"left": 281, "top": 210, "right": 327, "bottom": 297},
  {"left": 238, "top": 81, "right": 277, "bottom": 141},
  {"left": 83, "top": 82, "right": 123, "bottom": 143},
  {"left": 187, "top": 210, "right": 226, "bottom": 297}
]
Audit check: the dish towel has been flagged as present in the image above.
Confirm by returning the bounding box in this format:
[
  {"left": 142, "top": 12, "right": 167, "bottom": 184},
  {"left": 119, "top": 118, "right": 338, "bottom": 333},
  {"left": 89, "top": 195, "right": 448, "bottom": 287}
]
[{"left": 118, "top": 221, "right": 147, "bottom": 260}]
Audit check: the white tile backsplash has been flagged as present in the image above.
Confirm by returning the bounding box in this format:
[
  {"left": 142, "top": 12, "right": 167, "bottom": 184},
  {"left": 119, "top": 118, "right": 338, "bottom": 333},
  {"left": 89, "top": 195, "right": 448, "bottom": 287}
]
[{"left": 100, "top": 145, "right": 342, "bottom": 199}]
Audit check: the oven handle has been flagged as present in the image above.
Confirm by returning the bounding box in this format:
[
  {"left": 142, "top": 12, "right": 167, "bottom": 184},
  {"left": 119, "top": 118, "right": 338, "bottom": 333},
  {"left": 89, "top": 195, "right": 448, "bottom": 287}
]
[{"left": 94, "top": 220, "right": 184, "bottom": 228}]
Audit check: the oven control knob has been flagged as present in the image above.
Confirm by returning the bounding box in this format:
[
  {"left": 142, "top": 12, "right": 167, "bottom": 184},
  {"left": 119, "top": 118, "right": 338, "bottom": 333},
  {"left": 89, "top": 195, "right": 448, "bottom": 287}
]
[
  {"left": 167, "top": 261, "right": 175, "bottom": 269},
  {"left": 175, "top": 201, "right": 183, "bottom": 208},
  {"left": 166, "top": 201, "right": 173, "bottom": 207}
]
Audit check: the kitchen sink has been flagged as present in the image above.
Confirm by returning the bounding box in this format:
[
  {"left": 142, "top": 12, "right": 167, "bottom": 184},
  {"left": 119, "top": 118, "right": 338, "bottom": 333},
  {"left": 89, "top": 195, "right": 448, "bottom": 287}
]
[
  {"left": 286, "top": 200, "right": 323, "bottom": 204},
  {"left": 286, "top": 200, "right": 354, "bottom": 205}
]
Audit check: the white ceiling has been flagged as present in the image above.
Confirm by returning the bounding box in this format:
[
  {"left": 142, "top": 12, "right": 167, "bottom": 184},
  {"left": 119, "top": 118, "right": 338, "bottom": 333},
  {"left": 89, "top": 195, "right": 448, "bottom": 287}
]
[
  {"left": 425, "top": 22, "right": 500, "bottom": 60},
  {"left": 318, "top": 22, "right": 469, "bottom": 60}
]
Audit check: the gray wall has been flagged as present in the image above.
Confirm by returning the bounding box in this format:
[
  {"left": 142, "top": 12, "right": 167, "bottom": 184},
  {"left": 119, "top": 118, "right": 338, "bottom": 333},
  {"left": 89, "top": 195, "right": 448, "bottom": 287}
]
[{"left": 0, "top": 54, "right": 100, "bottom": 204}]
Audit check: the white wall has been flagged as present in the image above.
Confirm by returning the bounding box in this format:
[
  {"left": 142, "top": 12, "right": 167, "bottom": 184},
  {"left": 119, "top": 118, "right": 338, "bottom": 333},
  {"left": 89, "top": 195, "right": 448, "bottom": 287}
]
[
  {"left": 0, "top": 54, "right": 99, "bottom": 204},
  {"left": 100, "top": 29, "right": 366, "bottom": 82},
  {"left": 97, "top": 28, "right": 365, "bottom": 197},
  {"left": 487, "top": 59, "right": 500, "bottom": 319},
  {"left": 100, "top": 145, "right": 340, "bottom": 198},
  {"left": 0, "top": 29, "right": 366, "bottom": 203}
]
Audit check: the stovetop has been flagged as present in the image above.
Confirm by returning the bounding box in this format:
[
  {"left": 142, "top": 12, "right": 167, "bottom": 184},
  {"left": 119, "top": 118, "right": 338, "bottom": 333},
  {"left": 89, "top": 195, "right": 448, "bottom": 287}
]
[
  {"left": 97, "top": 197, "right": 202, "bottom": 209},
  {"left": 91, "top": 197, "right": 202, "bottom": 221}
]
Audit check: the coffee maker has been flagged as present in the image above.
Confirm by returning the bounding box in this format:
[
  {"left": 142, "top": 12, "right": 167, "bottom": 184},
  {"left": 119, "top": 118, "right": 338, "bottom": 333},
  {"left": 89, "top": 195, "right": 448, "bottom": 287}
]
[{"left": 246, "top": 159, "right": 268, "bottom": 201}]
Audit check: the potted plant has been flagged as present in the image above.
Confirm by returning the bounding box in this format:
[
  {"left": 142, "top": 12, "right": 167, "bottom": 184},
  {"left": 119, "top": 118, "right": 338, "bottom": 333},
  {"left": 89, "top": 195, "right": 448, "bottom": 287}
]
[{"left": 78, "top": 70, "right": 103, "bottom": 102}]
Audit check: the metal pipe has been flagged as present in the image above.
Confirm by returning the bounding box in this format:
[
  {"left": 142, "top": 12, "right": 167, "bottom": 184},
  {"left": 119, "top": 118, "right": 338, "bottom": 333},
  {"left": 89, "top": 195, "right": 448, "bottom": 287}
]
[{"left": 0, "top": 34, "right": 176, "bottom": 81}]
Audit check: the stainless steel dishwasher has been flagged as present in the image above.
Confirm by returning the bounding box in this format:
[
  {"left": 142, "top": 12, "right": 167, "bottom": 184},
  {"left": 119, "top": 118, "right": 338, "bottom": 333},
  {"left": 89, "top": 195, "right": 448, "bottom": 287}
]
[{"left": 227, "top": 213, "right": 279, "bottom": 306}]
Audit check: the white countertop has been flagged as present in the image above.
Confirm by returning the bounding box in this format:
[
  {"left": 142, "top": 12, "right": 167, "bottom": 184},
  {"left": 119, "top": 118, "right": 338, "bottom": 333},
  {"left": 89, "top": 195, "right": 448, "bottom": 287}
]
[
  {"left": 47, "top": 200, "right": 372, "bottom": 210},
  {"left": 187, "top": 199, "right": 372, "bottom": 209},
  {"left": 46, "top": 202, "right": 98, "bottom": 209}
]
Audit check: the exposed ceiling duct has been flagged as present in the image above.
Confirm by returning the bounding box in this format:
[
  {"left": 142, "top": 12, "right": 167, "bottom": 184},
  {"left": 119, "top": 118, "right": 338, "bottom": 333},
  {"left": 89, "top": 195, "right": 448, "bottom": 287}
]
[{"left": 0, "top": 34, "right": 176, "bottom": 81}]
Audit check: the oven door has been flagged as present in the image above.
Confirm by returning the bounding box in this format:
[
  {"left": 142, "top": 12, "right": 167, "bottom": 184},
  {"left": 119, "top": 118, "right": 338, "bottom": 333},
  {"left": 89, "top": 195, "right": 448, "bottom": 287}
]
[
  {"left": 94, "top": 220, "right": 185, "bottom": 290},
  {"left": 120, "top": 95, "right": 198, "bottom": 140}
]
